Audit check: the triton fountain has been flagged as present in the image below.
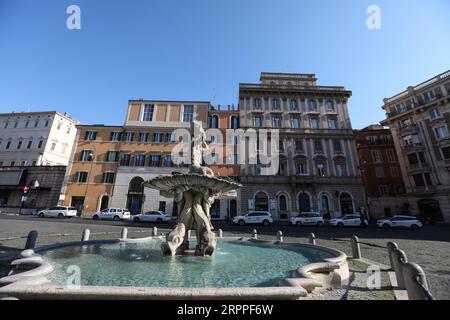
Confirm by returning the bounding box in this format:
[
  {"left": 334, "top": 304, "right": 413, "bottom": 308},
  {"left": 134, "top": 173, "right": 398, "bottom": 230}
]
[{"left": 144, "top": 121, "right": 242, "bottom": 256}]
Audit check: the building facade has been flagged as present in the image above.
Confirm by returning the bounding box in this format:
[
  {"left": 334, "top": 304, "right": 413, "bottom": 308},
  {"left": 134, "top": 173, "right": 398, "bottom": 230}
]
[
  {"left": 0, "top": 111, "right": 79, "bottom": 167},
  {"left": 61, "top": 100, "right": 240, "bottom": 218},
  {"left": 355, "top": 125, "right": 407, "bottom": 219},
  {"left": 238, "top": 72, "right": 366, "bottom": 220},
  {"left": 381, "top": 70, "right": 450, "bottom": 222},
  {"left": 0, "top": 165, "right": 67, "bottom": 214}
]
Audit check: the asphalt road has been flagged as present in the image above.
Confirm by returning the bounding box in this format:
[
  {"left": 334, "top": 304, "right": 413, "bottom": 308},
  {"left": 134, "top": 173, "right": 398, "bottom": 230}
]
[{"left": 1, "top": 214, "right": 449, "bottom": 243}]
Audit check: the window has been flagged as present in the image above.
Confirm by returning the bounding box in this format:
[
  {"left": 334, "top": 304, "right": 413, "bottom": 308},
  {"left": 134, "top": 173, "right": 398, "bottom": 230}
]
[
  {"left": 314, "top": 140, "right": 323, "bottom": 153},
  {"left": 27, "top": 141, "right": 32, "bottom": 149},
  {"left": 57, "top": 123, "right": 62, "bottom": 130},
  {"left": 230, "top": 116, "right": 239, "bottom": 129},
  {"left": 80, "top": 150, "right": 93, "bottom": 162},
  {"left": 395, "top": 103, "right": 406, "bottom": 113},
  {"left": 395, "top": 185, "right": 404, "bottom": 195},
  {"left": 413, "top": 174, "right": 425, "bottom": 187},
  {"left": 183, "top": 105, "right": 194, "bottom": 123},
  {"left": 294, "top": 139, "right": 303, "bottom": 153},
  {"left": 390, "top": 166, "right": 400, "bottom": 177},
  {"left": 44, "top": 120, "right": 49, "bottom": 127},
  {"left": 290, "top": 99, "right": 299, "bottom": 111},
  {"left": 403, "top": 133, "right": 421, "bottom": 146},
  {"left": 75, "top": 172, "right": 88, "bottom": 183},
  {"left": 6, "top": 141, "right": 11, "bottom": 149},
  {"left": 423, "top": 90, "right": 436, "bottom": 102},
  {"left": 85, "top": 131, "right": 97, "bottom": 141},
  {"left": 123, "top": 132, "right": 134, "bottom": 142},
  {"left": 308, "top": 100, "right": 317, "bottom": 112},
  {"left": 254, "top": 98, "right": 262, "bottom": 110},
  {"left": 442, "top": 147, "right": 450, "bottom": 160},
  {"left": 272, "top": 99, "right": 281, "bottom": 110},
  {"left": 273, "top": 116, "right": 282, "bottom": 128},
  {"left": 386, "top": 149, "right": 396, "bottom": 162},
  {"left": 163, "top": 155, "right": 173, "bottom": 167},
  {"left": 328, "top": 117, "right": 338, "bottom": 129},
  {"left": 375, "top": 167, "right": 385, "bottom": 178},
  {"left": 25, "top": 121, "right": 29, "bottom": 128},
  {"left": 102, "top": 172, "right": 115, "bottom": 184},
  {"left": 424, "top": 173, "right": 433, "bottom": 186},
  {"left": 296, "top": 161, "right": 307, "bottom": 175},
  {"left": 153, "top": 133, "right": 163, "bottom": 143},
  {"left": 120, "top": 153, "right": 131, "bottom": 166},
  {"left": 210, "top": 115, "right": 219, "bottom": 128},
  {"left": 379, "top": 185, "right": 389, "bottom": 196},
  {"left": 51, "top": 143, "right": 56, "bottom": 151},
  {"left": 229, "top": 135, "right": 238, "bottom": 145},
  {"left": 10, "top": 161, "right": 15, "bottom": 166},
  {"left": 372, "top": 150, "right": 383, "bottom": 163},
  {"left": 279, "top": 195, "right": 287, "bottom": 211},
  {"left": 279, "top": 140, "right": 284, "bottom": 152},
  {"left": 67, "top": 128, "right": 71, "bottom": 135},
  {"left": 150, "top": 155, "right": 161, "bottom": 167},
  {"left": 435, "top": 126, "right": 449, "bottom": 139},
  {"left": 209, "top": 135, "right": 218, "bottom": 144},
  {"left": 310, "top": 117, "right": 319, "bottom": 129},
  {"left": 291, "top": 116, "right": 301, "bottom": 129},
  {"left": 17, "top": 141, "right": 22, "bottom": 149},
  {"left": 4, "top": 121, "right": 8, "bottom": 128},
  {"left": 430, "top": 108, "right": 441, "bottom": 119},
  {"left": 408, "top": 153, "right": 419, "bottom": 166},
  {"left": 20, "top": 161, "right": 26, "bottom": 166},
  {"left": 14, "top": 122, "right": 18, "bottom": 128},
  {"left": 107, "top": 151, "right": 119, "bottom": 162},
  {"left": 38, "top": 140, "right": 43, "bottom": 149},
  {"left": 229, "top": 154, "right": 238, "bottom": 165},
  {"left": 110, "top": 132, "right": 122, "bottom": 141},
  {"left": 254, "top": 116, "right": 263, "bottom": 128},
  {"left": 317, "top": 163, "right": 327, "bottom": 177},
  {"left": 325, "top": 100, "right": 335, "bottom": 112},
  {"left": 333, "top": 140, "right": 342, "bottom": 153},
  {"left": 166, "top": 133, "right": 176, "bottom": 143},
  {"left": 335, "top": 162, "right": 347, "bottom": 177},
  {"left": 134, "top": 154, "right": 146, "bottom": 166},
  {"left": 139, "top": 132, "right": 149, "bottom": 143},
  {"left": 0, "top": 162, "right": 3, "bottom": 167},
  {"left": 143, "top": 104, "right": 155, "bottom": 122},
  {"left": 210, "top": 153, "right": 219, "bottom": 164},
  {"left": 34, "top": 121, "right": 39, "bottom": 127}
]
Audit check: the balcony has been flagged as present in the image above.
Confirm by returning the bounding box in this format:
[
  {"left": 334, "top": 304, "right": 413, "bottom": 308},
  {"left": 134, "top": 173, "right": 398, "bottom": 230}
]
[
  {"left": 402, "top": 143, "right": 424, "bottom": 153},
  {"left": 407, "top": 163, "right": 431, "bottom": 175},
  {"left": 398, "top": 123, "right": 419, "bottom": 135}
]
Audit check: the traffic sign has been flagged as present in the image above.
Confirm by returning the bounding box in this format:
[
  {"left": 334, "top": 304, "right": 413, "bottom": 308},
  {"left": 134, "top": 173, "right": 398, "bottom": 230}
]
[{"left": 23, "top": 186, "right": 30, "bottom": 194}]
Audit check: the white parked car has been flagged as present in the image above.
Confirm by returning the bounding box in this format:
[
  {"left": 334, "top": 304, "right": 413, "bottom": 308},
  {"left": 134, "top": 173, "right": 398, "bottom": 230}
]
[
  {"left": 291, "top": 212, "right": 325, "bottom": 227},
  {"left": 133, "top": 211, "right": 173, "bottom": 223},
  {"left": 377, "top": 216, "right": 423, "bottom": 230},
  {"left": 232, "top": 211, "right": 273, "bottom": 226},
  {"left": 92, "top": 208, "right": 131, "bottom": 221},
  {"left": 329, "top": 214, "right": 368, "bottom": 228},
  {"left": 37, "top": 206, "right": 77, "bottom": 219}
]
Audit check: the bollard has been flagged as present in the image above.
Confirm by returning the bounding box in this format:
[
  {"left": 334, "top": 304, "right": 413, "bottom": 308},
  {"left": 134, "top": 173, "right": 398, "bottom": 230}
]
[
  {"left": 308, "top": 233, "right": 316, "bottom": 245},
  {"left": 252, "top": 229, "right": 257, "bottom": 240},
  {"left": 402, "top": 262, "right": 434, "bottom": 300},
  {"left": 24, "top": 231, "right": 38, "bottom": 250},
  {"left": 218, "top": 229, "right": 223, "bottom": 238},
  {"left": 81, "top": 229, "right": 90, "bottom": 242},
  {"left": 121, "top": 227, "right": 128, "bottom": 240},
  {"left": 387, "top": 242, "right": 399, "bottom": 270},
  {"left": 152, "top": 227, "right": 158, "bottom": 237},
  {"left": 391, "top": 248, "right": 408, "bottom": 289},
  {"left": 350, "top": 236, "right": 362, "bottom": 259},
  {"left": 277, "top": 231, "right": 283, "bottom": 243}
]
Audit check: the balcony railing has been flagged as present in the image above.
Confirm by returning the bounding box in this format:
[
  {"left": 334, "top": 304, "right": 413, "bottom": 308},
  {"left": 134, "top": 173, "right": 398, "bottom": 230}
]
[{"left": 239, "top": 83, "right": 347, "bottom": 91}]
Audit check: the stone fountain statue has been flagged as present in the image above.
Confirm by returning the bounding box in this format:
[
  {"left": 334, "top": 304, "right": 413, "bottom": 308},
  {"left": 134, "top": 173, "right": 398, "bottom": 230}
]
[{"left": 144, "top": 121, "right": 242, "bottom": 257}]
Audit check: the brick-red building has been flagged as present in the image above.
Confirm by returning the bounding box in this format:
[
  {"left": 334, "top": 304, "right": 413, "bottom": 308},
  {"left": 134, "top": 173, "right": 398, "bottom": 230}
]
[{"left": 355, "top": 125, "right": 408, "bottom": 218}]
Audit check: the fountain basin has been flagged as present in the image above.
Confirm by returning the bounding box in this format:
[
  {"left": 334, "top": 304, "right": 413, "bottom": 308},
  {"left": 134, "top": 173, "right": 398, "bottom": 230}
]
[{"left": 0, "top": 237, "right": 349, "bottom": 300}]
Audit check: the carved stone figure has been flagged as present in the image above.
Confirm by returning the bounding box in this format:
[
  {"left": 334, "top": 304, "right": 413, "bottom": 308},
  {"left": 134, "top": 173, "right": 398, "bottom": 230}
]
[{"left": 145, "top": 121, "right": 242, "bottom": 257}]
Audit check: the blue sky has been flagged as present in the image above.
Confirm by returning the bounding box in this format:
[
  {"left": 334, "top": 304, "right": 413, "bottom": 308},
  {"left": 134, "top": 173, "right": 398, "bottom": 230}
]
[{"left": 0, "top": 0, "right": 449, "bottom": 128}]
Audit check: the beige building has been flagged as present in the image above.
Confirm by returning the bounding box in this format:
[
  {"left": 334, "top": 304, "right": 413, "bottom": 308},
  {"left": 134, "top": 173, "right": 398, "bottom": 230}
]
[
  {"left": 381, "top": 70, "right": 450, "bottom": 223},
  {"left": 238, "top": 72, "right": 366, "bottom": 220}
]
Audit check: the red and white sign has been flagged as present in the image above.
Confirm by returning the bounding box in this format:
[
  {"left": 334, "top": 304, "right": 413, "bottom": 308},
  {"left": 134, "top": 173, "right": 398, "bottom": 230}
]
[{"left": 23, "top": 186, "right": 30, "bottom": 194}]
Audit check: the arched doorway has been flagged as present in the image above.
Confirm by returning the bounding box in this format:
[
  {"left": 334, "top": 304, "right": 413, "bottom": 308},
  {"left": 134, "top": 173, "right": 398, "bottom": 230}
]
[
  {"left": 418, "top": 199, "right": 444, "bottom": 222},
  {"left": 339, "top": 192, "right": 354, "bottom": 215},
  {"left": 278, "top": 194, "right": 288, "bottom": 220},
  {"left": 127, "top": 177, "right": 144, "bottom": 215},
  {"left": 230, "top": 116, "right": 239, "bottom": 129},
  {"left": 100, "top": 195, "right": 109, "bottom": 211},
  {"left": 229, "top": 199, "right": 237, "bottom": 219},
  {"left": 298, "top": 193, "right": 311, "bottom": 213},
  {"left": 320, "top": 194, "right": 330, "bottom": 214},
  {"left": 255, "top": 192, "right": 269, "bottom": 211}
]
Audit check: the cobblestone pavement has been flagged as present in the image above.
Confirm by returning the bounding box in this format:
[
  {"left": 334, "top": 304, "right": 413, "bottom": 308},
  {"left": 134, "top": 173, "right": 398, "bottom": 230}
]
[{"left": 1, "top": 216, "right": 448, "bottom": 299}]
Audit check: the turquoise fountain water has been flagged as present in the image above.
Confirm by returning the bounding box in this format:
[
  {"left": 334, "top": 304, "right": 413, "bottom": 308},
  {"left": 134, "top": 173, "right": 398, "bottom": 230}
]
[{"left": 43, "top": 240, "right": 333, "bottom": 288}]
